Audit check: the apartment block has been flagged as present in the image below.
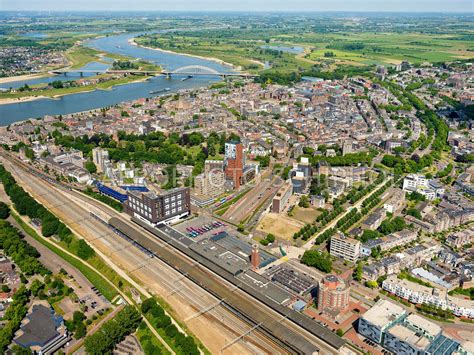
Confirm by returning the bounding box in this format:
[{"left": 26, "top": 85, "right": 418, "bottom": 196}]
[{"left": 330, "top": 232, "right": 360, "bottom": 263}]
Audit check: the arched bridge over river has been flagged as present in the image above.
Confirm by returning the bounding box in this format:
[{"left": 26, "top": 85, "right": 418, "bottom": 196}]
[{"left": 50, "top": 65, "right": 258, "bottom": 78}]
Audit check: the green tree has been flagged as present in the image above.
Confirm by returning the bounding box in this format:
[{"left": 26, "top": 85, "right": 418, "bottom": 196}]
[
  {"left": 74, "top": 322, "right": 87, "bottom": 339},
  {"left": 85, "top": 161, "right": 97, "bottom": 174},
  {"left": 0, "top": 202, "right": 10, "bottom": 219},
  {"left": 298, "top": 195, "right": 310, "bottom": 208},
  {"left": 266, "top": 234, "right": 275, "bottom": 243},
  {"left": 76, "top": 240, "right": 95, "bottom": 260},
  {"left": 300, "top": 250, "right": 332, "bottom": 273},
  {"left": 407, "top": 208, "right": 422, "bottom": 220}
]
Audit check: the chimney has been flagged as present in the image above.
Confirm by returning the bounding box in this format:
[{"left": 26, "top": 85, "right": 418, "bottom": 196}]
[{"left": 251, "top": 244, "right": 260, "bottom": 270}]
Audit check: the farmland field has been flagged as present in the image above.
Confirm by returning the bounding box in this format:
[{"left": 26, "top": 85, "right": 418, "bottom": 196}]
[{"left": 135, "top": 15, "right": 473, "bottom": 72}]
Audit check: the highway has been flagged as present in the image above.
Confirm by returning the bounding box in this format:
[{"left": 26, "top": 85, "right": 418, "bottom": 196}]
[{"left": 0, "top": 155, "right": 286, "bottom": 355}]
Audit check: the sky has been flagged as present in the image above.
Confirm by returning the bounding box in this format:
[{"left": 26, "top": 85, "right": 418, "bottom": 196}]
[{"left": 1, "top": 0, "right": 473, "bottom": 12}]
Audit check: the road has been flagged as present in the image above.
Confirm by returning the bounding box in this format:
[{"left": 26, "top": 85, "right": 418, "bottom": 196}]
[
  {"left": 1, "top": 155, "right": 290, "bottom": 355},
  {"left": 223, "top": 176, "right": 281, "bottom": 224},
  {"left": 301, "top": 177, "right": 387, "bottom": 251}
]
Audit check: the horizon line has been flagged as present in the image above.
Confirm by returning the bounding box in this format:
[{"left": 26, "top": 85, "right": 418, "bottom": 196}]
[{"left": 0, "top": 9, "right": 473, "bottom": 13}]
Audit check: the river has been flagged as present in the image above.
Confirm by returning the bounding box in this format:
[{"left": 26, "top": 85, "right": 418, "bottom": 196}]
[{"left": 0, "top": 32, "right": 234, "bottom": 126}]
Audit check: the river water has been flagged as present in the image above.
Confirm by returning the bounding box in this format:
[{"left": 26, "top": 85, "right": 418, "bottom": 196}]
[{"left": 0, "top": 32, "right": 234, "bottom": 125}]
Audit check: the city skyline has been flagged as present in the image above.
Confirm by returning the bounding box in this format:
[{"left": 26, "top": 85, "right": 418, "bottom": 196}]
[{"left": 1, "top": 0, "right": 473, "bottom": 12}]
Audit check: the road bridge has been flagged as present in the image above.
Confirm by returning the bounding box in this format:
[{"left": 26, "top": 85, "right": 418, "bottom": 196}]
[{"left": 50, "top": 65, "right": 258, "bottom": 78}]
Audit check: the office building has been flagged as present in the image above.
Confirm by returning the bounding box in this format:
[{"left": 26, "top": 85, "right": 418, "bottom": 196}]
[
  {"left": 125, "top": 187, "right": 190, "bottom": 225},
  {"left": 92, "top": 147, "right": 109, "bottom": 173},
  {"left": 224, "top": 141, "right": 244, "bottom": 189},
  {"left": 402, "top": 174, "right": 445, "bottom": 201},
  {"left": 330, "top": 232, "right": 360, "bottom": 263},
  {"left": 272, "top": 182, "right": 292, "bottom": 213},
  {"left": 358, "top": 299, "right": 407, "bottom": 343},
  {"left": 297, "top": 157, "right": 312, "bottom": 177},
  {"left": 317, "top": 275, "right": 350, "bottom": 316},
  {"left": 291, "top": 171, "right": 307, "bottom": 194},
  {"left": 359, "top": 299, "right": 461, "bottom": 354},
  {"left": 311, "top": 194, "right": 325, "bottom": 208},
  {"left": 13, "top": 301, "right": 70, "bottom": 354}
]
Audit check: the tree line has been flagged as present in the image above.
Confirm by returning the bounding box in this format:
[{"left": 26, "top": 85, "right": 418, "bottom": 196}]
[
  {"left": 0, "top": 164, "right": 95, "bottom": 261},
  {"left": 84, "top": 306, "right": 142, "bottom": 354},
  {"left": 140, "top": 298, "right": 200, "bottom": 355}
]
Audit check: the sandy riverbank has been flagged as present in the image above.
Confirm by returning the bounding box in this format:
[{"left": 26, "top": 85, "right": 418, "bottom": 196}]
[
  {"left": 129, "top": 38, "right": 242, "bottom": 72},
  {"left": 0, "top": 73, "right": 50, "bottom": 85},
  {"left": 0, "top": 95, "right": 50, "bottom": 105},
  {"left": 0, "top": 76, "right": 151, "bottom": 106}
]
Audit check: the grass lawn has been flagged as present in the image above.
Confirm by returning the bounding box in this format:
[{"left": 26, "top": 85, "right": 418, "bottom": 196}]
[
  {"left": 11, "top": 211, "right": 119, "bottom": 301},
  {"left": 66, "top": 45, "right": 109, "bottom": 69},
  {"left": 0, "top": 74, "right": 149, "bottom": 100},
  {"left": 292, "top": 206, "right": 322, "bottom": 224}
]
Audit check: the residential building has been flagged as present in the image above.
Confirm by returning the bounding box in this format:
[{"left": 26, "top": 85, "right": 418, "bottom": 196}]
[
  {"left": 446, "top": 229, "right": 474, "bottom": 249},
  {"left": 125, "top": 187, "right": 190, "bottom": 225},
  {"left": 317, "top": 161, "right": 329, "bottom": 175},
  {"left": 317, "top": 275, "right": 350, "bottom": 316},
  {"left": 342, "top": 140, "right": 353, "bottom": 156},
  {"left": 382, "top": 275, "right": 474, "bottom": 318},
  {"left": 383, "top": 188, "right": 405, "bottom": 214},
  {"left": 194, "top": 169, "right": 225, "bottom": 198},
  {"left": 361, "top": 208, "right": 386, "bottom": 230},
  {"left": 330, "top": 232, "right": 360, "bottom": 263}
]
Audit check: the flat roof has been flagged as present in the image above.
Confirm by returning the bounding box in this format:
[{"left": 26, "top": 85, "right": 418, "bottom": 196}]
[
  {"left": 190, "top": 240, "right": 248, "bottom": 276},
  {"left": 362, "top": 299, "right": 406, "bottom": 328},
  {"left": 405, "top": 314, "right": 441, "bottom": 338},
  {"left": 238, "top": 270, "right": 292, "bottom": 305},
  {"left": 388, "top": 324, "right": 431, "bottom": 350}
]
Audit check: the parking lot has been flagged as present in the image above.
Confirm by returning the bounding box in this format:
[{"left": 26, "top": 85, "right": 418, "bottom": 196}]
[{"left": 174, "top": 215, "right": 228, "bottom": 242}]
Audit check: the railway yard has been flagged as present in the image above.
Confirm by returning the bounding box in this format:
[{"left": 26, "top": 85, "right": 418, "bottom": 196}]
[{"left": 0, "top": 154, "right": 348, "bottom": 355}]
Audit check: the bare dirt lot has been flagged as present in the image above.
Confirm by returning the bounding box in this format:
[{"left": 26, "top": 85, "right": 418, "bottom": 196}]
[{"left": 256, "top": 213, "right": 304, "bottom": 240}]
